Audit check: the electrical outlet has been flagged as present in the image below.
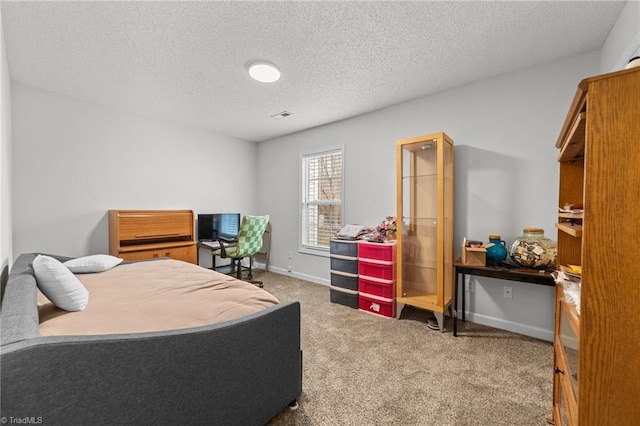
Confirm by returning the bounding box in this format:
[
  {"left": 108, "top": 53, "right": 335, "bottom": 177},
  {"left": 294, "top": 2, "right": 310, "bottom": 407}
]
[
  {"left": 503, "top": 286, "right": 513, "bottom": 299},
  {"left": 288, "top": 250, "right": 293, "bottom": 259}
]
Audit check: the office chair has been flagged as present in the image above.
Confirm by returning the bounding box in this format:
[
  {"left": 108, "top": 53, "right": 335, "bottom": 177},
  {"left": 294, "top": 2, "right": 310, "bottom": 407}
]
[
  {"left": 213, "top": 215, "right": 269, "bottom": 287},
  {"left": 253, "top": 222, "right": 271, "bottom": 272}
]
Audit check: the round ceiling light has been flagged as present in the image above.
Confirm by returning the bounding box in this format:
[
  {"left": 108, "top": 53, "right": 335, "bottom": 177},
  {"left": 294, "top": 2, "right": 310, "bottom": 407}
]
[{"left": 247, "top": 61, "right": 281, "bottom": 83}]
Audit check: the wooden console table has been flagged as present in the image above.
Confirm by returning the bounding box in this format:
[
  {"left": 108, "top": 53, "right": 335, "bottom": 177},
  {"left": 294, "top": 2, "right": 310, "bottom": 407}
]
[{"left": 453, "top": 259, "right": 554, "bottom": 336}]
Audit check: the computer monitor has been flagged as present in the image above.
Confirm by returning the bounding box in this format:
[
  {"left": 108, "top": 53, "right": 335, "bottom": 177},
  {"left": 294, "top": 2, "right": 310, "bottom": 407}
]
[{"left": 197, "top": 213, "right": 240, "bottom": 241}]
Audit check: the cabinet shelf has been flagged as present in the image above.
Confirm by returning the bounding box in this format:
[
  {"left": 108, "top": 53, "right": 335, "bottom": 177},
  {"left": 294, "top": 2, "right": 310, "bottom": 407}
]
[
  {"left": 402, "top": 215, "right": 437, "bottom": 221},
  {"left": 397, "top": 294, "right": 439, "bottom": 308},
  {"left": 556, "top": 222, "right": 583, "bottom": 237},
  {"left": 402, "top": 261, "right": 437, "bottom": 270},
  {"left": 558, "top": 212, "right": 583, "bottom": 220},
  {"left": 402, "top": 172, "right": 437, "bottom": 178},
  {"left": 558, "top": 112, "right": 586, "bottom": 162}
]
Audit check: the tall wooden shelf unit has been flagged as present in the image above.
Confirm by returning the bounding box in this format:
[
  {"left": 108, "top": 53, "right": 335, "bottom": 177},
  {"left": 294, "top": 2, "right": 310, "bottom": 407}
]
[
  {"left": 395, "top": 132, "right": 454, "bottom": 332},
  {"left": 552, "top": 67, "right": 640, "bottom": 425}
]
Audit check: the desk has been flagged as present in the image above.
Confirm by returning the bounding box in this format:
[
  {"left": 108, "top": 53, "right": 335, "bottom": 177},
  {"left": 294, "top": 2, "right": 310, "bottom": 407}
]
[
  {"left": 453, "top": 259, "right": 554, "bottom": 337},
  {"left": 197, "top": 240, "right": 237, "bottom": 271}
]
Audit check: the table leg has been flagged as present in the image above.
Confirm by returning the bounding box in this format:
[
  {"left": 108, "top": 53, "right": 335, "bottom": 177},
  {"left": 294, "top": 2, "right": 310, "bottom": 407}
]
[
  {"left": 462, "top": 273, "right": 466, "bottom": 322},
  {"left": 454, "top": 269, "right": 458, "bottom": 337}
]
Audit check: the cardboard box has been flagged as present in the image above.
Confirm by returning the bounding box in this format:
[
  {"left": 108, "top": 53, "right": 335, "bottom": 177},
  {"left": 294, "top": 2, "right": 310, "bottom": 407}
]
[{"left": 462, "top": 241, "right": 492, "bottom": 266}]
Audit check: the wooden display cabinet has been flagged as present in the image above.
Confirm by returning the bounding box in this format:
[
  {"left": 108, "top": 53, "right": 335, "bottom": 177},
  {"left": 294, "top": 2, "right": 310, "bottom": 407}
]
[
  {"left": 395, "top": 132, "right": 454, "bottom": 331},
  {"left": 552, "top": 66, "right": 640, "bottom": 425}
]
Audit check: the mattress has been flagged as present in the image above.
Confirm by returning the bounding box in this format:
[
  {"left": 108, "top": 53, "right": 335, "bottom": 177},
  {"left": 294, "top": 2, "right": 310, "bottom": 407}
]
[{"left": 37, "top": 258, "right": 279, "bottom": 336}]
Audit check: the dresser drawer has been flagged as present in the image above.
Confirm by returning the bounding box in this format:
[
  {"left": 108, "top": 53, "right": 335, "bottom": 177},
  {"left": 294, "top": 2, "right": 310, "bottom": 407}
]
[
  {"left": 330, "top": 255, "right": 358, "bottom": 274},
  {"left": 330, "top": 270, "right": 359, "bottom": 291},
  {"left": 330, "top": 287, "right": 359, "bottom": 309},
  {"left": 359, "top": 292, "right": 395, "bottom": 318},
  {"left": 330, "top": 239, "right": 359, "bottom": 257},
  {"left": 358, "top": 241, "right": 395, "bottom": 262},
  {"left": 120, "top": 244, "right": 196, "bottom": 264},
  {"left": 359, "top": 275, "right": 394, "bottom": 299},
  {"left": 359, "top": 259, "right": 396, "bottom": 281}
]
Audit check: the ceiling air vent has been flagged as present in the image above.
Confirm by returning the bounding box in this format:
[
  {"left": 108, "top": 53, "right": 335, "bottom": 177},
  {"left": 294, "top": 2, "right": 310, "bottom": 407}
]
[{"left": 271, "top": 111, "right": 293, "bottom": 119}]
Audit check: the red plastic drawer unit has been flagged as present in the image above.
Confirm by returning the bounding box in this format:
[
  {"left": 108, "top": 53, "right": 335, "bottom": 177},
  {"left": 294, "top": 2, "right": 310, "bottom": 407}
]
[
  {"left": 359, "top": 292, "right": 395, "bottom": 318},
  {"left": 358, "top": 241, "right": 396, "bottom": 262},
  {"left": 359, "top": 276, "right": 394, "bottom": 299},
  {"left": 358, "top": 259, "right": 396, "bottom": 281}
]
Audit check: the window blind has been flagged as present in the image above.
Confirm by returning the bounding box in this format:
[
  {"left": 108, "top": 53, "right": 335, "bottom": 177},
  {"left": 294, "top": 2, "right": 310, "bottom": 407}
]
[{"left": 301, "top": 147, "right": 344, "bottom": 251}]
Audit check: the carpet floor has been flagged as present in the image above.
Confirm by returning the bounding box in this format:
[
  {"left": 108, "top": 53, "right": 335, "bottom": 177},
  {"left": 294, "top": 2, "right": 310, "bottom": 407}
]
[{"left": 252, "top": 270, "right": 553, "bottom": 426}]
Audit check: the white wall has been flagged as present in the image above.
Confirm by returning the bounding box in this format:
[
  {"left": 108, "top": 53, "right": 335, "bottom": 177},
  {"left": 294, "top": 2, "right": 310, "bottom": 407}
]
[
  {"left": 600, "top": 0, "right": 640, "bottom": 72},
  {"left": 1, "top": 9, "right": 13, "bottom": 292},
  {"left": 11, "top": 83, "right": 259, "bottom": 259},
  {"left": 259, "top": 52, "right": 601, "bottom": 340}
]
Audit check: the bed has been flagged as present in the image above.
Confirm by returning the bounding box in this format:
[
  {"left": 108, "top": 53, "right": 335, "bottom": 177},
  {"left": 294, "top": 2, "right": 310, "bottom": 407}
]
[{"left": 0, "top": 253, "right": 302, "bottom": 425}]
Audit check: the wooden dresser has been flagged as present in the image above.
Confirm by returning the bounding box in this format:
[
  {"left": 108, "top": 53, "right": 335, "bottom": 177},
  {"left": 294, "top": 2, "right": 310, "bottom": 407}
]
[{"left": 109, "top": 210, "right": 197, "bottom": 264}]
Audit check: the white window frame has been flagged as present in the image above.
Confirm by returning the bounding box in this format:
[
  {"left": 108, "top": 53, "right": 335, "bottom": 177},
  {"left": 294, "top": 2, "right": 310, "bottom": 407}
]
[{"left": 299, "top": 145, "right": 345, "bottom": 256}]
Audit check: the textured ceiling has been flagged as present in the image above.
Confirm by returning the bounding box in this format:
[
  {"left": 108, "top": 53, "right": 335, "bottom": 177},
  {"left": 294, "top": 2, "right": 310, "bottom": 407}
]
[{"left": 1, "top": 1, "right": 626, "bottom": 142}]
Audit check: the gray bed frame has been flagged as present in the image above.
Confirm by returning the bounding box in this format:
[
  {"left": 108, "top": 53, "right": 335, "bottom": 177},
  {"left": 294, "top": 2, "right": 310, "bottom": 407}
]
[{"left": 0, "top": 253, "right": 302, "bottom": 425}]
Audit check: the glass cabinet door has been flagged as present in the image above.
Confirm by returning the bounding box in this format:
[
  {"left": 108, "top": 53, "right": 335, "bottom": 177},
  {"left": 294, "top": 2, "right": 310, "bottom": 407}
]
[
  {"left": 558, "top": 299, "right": 579, "bottom": 398},
  {"left": 396, "top": 132, "right": 454, "bottom": 331}
]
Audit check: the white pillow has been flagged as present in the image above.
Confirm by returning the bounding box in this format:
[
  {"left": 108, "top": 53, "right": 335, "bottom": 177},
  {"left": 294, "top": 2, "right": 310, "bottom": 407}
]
[
  {"left": 33, "top": 255, "right": 89, "bottom": 311},
  {"left": 63, "top": 254, "right": 123, "bottom": 273}
]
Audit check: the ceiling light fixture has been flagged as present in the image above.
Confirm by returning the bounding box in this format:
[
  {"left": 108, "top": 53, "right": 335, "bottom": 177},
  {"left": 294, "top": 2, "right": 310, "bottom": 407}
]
[{"left": 247, "top": 61, "right": 281, "bottom": 83}]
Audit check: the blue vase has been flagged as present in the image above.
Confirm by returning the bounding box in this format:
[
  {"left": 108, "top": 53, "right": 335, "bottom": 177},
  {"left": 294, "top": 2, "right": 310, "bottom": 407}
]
[{"left": 486, "top": 234, "right": 507, "bottom": 265}]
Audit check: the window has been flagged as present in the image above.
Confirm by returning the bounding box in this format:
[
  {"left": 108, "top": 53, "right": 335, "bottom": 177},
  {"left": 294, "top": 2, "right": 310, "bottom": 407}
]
[{"left": 300, "top": 146, "right": 344, "bottom": 254}]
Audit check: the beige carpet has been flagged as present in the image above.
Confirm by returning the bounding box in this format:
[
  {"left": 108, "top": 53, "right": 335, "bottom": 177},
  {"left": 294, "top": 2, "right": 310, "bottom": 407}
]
[{"left": 253, "top": 270, "right": 553, "bottom": 426}]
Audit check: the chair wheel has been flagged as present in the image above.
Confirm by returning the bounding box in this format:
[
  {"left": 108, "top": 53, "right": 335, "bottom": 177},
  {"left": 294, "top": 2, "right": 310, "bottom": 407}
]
[{"left": 288, "top": 400, "right": 299, "bottom": 410}]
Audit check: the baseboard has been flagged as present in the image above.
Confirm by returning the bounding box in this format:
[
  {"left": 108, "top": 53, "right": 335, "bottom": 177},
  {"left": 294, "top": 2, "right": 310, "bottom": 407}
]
[
  {"left": 464, "top": 312, "right": 553, "bottom": 342},
  {"left": 253, "top": 263, "right": 330, "bottom": 286},
  {"left": 254, "top": 263, "right": 553, "bottom": 341}
]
